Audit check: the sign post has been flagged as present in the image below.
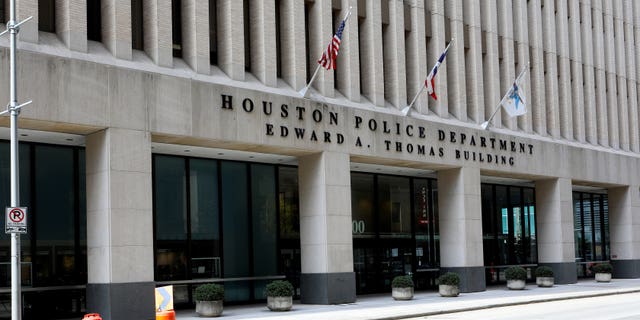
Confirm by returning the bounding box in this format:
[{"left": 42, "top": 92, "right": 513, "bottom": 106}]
[{"left": 5, "top": 207, "right": 27, "bottom": 234}]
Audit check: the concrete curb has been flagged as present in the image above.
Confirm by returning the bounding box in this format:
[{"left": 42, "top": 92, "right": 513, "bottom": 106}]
[{"left": 375, "top": 288, "right": 640, "bottom": 320}]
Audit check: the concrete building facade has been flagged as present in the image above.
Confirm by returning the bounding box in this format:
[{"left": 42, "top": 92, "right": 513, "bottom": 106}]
[{"left": 0, "top": 0, "right": 638, "bottom": 319}]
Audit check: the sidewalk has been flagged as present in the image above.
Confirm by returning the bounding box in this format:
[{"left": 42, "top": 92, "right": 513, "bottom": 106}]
[{"left": 175, "top": 279, "right": 640, "bottom": 320}]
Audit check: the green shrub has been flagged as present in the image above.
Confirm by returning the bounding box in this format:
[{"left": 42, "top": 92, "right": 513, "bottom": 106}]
[
  {"left": 194, "top": 283, "right": 224, "bottom": 301},
  {"left": 535, "top": 266, "right": 554, "bottom": 278},
  {"left": 265, "top": 280, "right": 294, "bottom": 297},
  {"left": 436, "top": 272, "right": 460, "bottom": 286},
  {"left": 592, "top": 263, "right": 613, "bottom": 274},
  {"left": 505, "top": 266, "right": 527, "bottom": 281},
  {"left": 391, "top": 275, "right": 414, "bottom": 288}
]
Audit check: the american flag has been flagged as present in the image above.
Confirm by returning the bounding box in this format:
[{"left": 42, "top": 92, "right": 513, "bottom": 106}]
[
  {"left": 425, "top": 41, "right": 452, "bottom": 100},
  {"left": 318, "top": 19, "right": 346, "bottom": 70}
]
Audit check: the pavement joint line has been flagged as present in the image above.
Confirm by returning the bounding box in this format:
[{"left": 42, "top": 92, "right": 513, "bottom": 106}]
[{"left": 374, "top": 288, "right": 640, "bottom": 320}]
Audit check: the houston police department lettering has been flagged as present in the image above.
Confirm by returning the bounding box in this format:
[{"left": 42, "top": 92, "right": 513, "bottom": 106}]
[{"left": 220, "top": 94, "right": 534, "bottom": 166}]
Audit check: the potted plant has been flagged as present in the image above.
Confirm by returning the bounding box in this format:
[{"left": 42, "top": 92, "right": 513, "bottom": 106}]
[
  {"left": 535, "top": 266, "right": 554, "bottom": 287},
  {"left": 194, "top": 283, "right": 224, "bottom": 317},
  {"left": 265, "top": 280, "right": 294, "bottom": 311},
  {"left": 593, "top": 263, "right": 613, "bottom": 282},
  {"left": 391, "top": 275, "right": 414, "bottom": 300},
  {"left": 436, "top": 272, "right": 460, "bottom": 297},
  {"left": 505, "top": 266, "right": 527, "bottom": 290}
]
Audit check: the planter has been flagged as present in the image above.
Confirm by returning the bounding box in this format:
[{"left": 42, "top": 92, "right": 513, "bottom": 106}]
[
  {"left": 536, "top": 277, "right": 554, "bottom": 287},
  {"left": 507, "top": 279, "right": 526, "bottom": 290},
  {"left": 438, "top": 284, "right": 459, "bottom": 297},
  {"left": 196, "top": 300, "right": 223, "bottom": 317},
  {"left": 267, "top": 296, "right": 292, "bottom": 311},
  {"left": 392, "top": 287, "right": 414, "bottom": 300},
  {"left": 595, "top": 273, "right": 612, "bottom": 283}
]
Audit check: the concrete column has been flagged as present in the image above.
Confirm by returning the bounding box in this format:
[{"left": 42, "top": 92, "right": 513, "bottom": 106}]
[
  {"left": 625, "top": 0, "right": 639, "bottom": 153},
  {"left": 557, "top": 0, "right": 574, "bottom": 140},
  {"left": 143, "top": 0, "right": 173, "bottom": 67},
  {"left": 569, "top": 0, "right": 585, "bottom": 143},
  {"left": 102, "top": 0, "right": 132, "bottom": 60},
  {"left": 481, "top": 0, "right": 502, "bottom": 128},
  {"left": 608, "top": 185, "right": 640, "bottom": 278},
  {"left": 542, "top": 0, "right": 560, "bottom": 138},
  {"left": 335, "top": 0, "right": 360, "bottom": 102},
  {"left": 383, "top": 0, "right": 408, "bottom": 109},
  {"left": 217, "top": 0, "right": 245, "bottom": 80},
  {"left": 498, "top": 0, "right": 516, "bottom": 130},
  {"left": 182, "top": 0, "right": 210, "bottom": 75},
  {"left": 463, "top": 0, "right": 484, "bottom": 124},
  {"left": 603, "top": 1, "right": 620, "bottom": 149},
  {"left": 55, "top": 0, "right": 87, "bottom": 52},
  {"left": 359, "top": 0, "right": 385, "bottom": 107},
  {"left": 528, "top": 0, "right": 546, "bottom": 136},
  {"left": 514, "top": 0, "right": 532, "bottom": 133},
  {"left": 437, "top": 167, "right": 485, "bottom": 293},
  {"left": 593, "top": 0, "right": 609, "bottom": 146},
  {"left": 613, "top": 0, "right": 630, "bottom": 151},
  {"left": 427, "top": 0, "right": 449, "bottom": 117},
  {"left": 16, "top": 0, "right": 37, "bottom": 43},
  {"left": 298, "top": 152, "right": 355, "bottom": 304},
  {"left": 535, "top": 178, "right": 577, "bottom": 285},
  {"left": 445, "top": 0, "right": 467, "bottom": 121},
  {"left": 85, "top": 128, "right": 154, "bottom": 320},
  {"left": 307, "top": 0, "right": 334, "bottom": 97},
  {"left": 280, "top": 0, "right": 306, "bottom": 91},
  {"left": 581, "top": 0, "right": 598, "bottom": 145},
  {"left": 405, "top": 0, "right": 428, "bottom": 114},
  {"left": 248, "top": 0, "right": 276, "bottom": 85}
]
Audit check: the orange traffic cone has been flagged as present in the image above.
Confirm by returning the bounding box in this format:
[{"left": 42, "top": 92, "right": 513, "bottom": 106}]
[
  {"left": 156, "top": 310, "right": 176, "bottom": 320},
  {"left": 82, "top": 314, "right": 102, "bottom": 320}
]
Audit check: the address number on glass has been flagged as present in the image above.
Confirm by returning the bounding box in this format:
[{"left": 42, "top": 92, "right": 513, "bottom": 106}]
[{"left": 352, "top": 220, "right": 365, "bottom": 234}]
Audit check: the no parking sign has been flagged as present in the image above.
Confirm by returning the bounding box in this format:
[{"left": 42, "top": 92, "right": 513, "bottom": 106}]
[{"left": 5, "top": 207, "right": 27, "bottom": 234}]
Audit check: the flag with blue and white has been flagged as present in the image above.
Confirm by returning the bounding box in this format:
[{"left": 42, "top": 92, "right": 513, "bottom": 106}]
[{"left": 501, "top": 67, "right": 528, "bottom": 117}]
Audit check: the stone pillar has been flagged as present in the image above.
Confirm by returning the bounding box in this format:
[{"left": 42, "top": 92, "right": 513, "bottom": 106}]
[
  {"left": 249, "top": 0, "right": 276, "bottom": 86},
  {"left": 528, "top": 0, "right": 547, "bottom": 136},
  {"left": 143, "top": 0, "right": 173, "bottom": 67},
  {"left": 427, "top": 0, "right": 449, "bottom": 117},
  {"left": 513, "top": 0, "right": 532, "bottom": 133},
  {"left": 608, "top": 185, "right": 640, "bottom": 278},
  {"left": 335, "top": 0, "right": 360, "bottom": 102},
  {"left": 603, "top": 1, "right": 620, "bottom": 149},
  {"left": 481, "top": 0, "right": 502, "bottom": 128},
  {"left": 182, "top": 0, "right": 211, "bottom": 75},
  {"left": 307, "top": 0, "right": 334, "bottom": 97},
  {"left": 437, "top": 167, "right": 485, "bottom": 293},
  {"left": 593, "top": 0, "right": 609, "bottom": 147},
  {"left": 217, "top": 0, "right": 244, "bottom": 80},
  {"left": 298, "top": 152, "right": 355, "bottom": 304},
  {"left": 613, "top": 0, "right": 629, "bottom": 151},
  {"left": 556, "top": 0, "right": 574, "bottom": 140},
  {"left": 359, "top": 0, "right": 385, "bottom": 107},
  {"left": 497, "top": 0, "right": 516, "bottom": 130},
  {"left": 625, "top": 0, "right": 639, "bottom": 153},
  {"left": 535, "top": 178, "right": 577, "bottom": 284},
  {"left": 383, "top": 0, "right": 407, "bottom": 109},
  {"left": 85, "top": 129, "right": 154, "bottom": 320},
  {"left": 55, "top": 0, "right": 87, "bottom": 52},
  {"left": 280, "top": 0, "right": 306, "bottom": 91},
  {"left": 405, "top": 0, "right": 427, "bottom": 114},
  {"left": 16, "top": 0, "right": 38, "bottom": 43},
  {"left": 569, "top": 0, "right": 585, "bottom": 142},
  {"left": 102, "top": 0, "right": 133, "bottom": 60},
  {"left": 542, "top": 0, "right": 560, "bottom": 138},
  {"left": 581, "top": 0, "right": 598, "bottom": 145},
  {"left": 445, "top": 0, "right": 467, "bottom": 121},
  {"left": 463, "top": 0, "right": 483, "bottom": 123}
]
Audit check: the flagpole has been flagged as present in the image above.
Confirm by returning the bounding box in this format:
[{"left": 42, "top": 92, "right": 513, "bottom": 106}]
[
  {"left": 299, "top": 6, "right": 353, "bottom": 99},
  {"left": 402, "top": 39, "right": 453, "bottom": 116},
  {"left": 480, "top": 62, "right": 529, "bottom": 130}
]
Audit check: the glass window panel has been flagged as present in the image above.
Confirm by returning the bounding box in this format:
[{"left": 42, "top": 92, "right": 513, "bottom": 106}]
[
  {"left": 495, "top": 186, "right": 509, "bottom": 265},
  {"left": 34, "top": 146, "right": 76, "bottom": 286},
  {"left": 189, "top": 159, "right": 220, "bottom": 279},
  {"left": 583, "top": 194, "right": 593, "bottom": 261},
  {"left": 414, "top": 179, "right": 435, "bottom": 269},
  {"left": 154, "top": 156, "right": 188, "bottom": 281},
  {"left": 603, "top": 196, "right": 609, "bottom": 260},
  {"left": 523, "top": 188, "right": 536, "bottom": 264},
  {"left": 593, "top": 194, "right": 602, "bottom": 261},
  {"left": 221, "top": 162, "right": 250, "bottom": 279},
  {"left": 278, "top": 167, "right": 299, "bottom": 239},
  {"left": 377, "top": 176, "right": 411, "bottom": 238},
  {"left": 251, "top": 164, "right": 277, "bottom": 276},
  {"left": 573, "top": 192, "right": 583, "bottom": 262},
  {"left": 351, "top": 173, "right": 375, "bottom": 238},
  {"left": 481, "top": 184, "right": 497, "bottom": 267},
  {"left": 432, "top": 183, "right": 439, "bottom": 267}
]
